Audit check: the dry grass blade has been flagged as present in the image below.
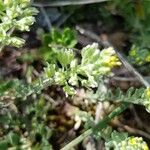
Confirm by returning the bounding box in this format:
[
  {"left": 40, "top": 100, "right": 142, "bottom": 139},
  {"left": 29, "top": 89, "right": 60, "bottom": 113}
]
[
  {"left": 115, "top": 52, "right": 150, "bottom": 87},
  {"left": 32, "top": 0, "right": 108, "bottom": 7}
]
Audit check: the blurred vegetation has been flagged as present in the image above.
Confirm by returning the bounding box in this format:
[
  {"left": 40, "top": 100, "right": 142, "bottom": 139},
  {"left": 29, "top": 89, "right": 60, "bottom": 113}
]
[{"left": 0, "top": 0, "right": 150, "bottom": 150}]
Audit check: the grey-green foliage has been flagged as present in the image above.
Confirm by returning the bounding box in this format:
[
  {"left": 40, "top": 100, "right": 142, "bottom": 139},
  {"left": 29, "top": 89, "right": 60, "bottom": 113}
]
[
  {"left": 105, "top": 130, "right": 128, "bottom": 150},
  {"left": 0, "top": 78, "right": 52, "bottom": 101},
  {"left": 88, "top": 85, "right": 150, "bottom": 113},
  {"left": 0, "top": 43, "right": 120, "bottom": 100},
  {"left": 0, "top": 0, "right": 38, "bottom": 50},
  {"left": 0, "top": 130, "right": 53, "bottom": 150},
  {"left": 105, "top": 131, "right": 149, "bottom": 150},
  {"left": 44, "top": 43, "right": 121, "bottom": 96},
  {"left": 0, "top": 96, "right": 53, "bottom": 150},
  {"left": 0, "top": 79, "right": 32, "bottom": 100}
]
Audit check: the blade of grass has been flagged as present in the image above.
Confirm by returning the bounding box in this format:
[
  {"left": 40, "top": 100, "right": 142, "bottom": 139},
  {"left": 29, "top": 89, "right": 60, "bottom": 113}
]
[{"left": 61, "top": 103, "right": 129, "bottom": 150}]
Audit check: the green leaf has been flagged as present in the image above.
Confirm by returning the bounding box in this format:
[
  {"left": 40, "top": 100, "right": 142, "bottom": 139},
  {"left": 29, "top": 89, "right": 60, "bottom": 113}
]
[
  {"left": 8, "top": 132, "right": 20, "bottom": 146},
  {"left": 63, "top": 85, "right": 76, "bottom": 96},
  {"left": 57, "top": 49, "right": 74, "bottom": 67},
  {"left": 43, "top": 34, "right": 53, "bottom": 47},
  {"left": 41, "top": 28, "right": 77, "bottom": 48},
  {"left": 0, "top": 140, "right": 8, "bottom": 150},
  {"left": 62, "top": 28, "right": 77, "bottom": 48},
  {"left": 0, "top": 3, "right": 5, "bottom": 11},
  {"left": 0, "top": 0, "right": 38, "bottom": 51},
  {"left": 7, "top": 37, "right": 25, "bottom": 48},
  {"left": 81, "top": 43, "right": 98, "bottom": 65},
  {"left": 44, "top": 63, "right": 56, "bottom": 78},
  {"left": 54, "top": 71, "right": 66, "bottom": 85},
  {"left": 111, "top": 131, "right": 128, "bottom": 143}
]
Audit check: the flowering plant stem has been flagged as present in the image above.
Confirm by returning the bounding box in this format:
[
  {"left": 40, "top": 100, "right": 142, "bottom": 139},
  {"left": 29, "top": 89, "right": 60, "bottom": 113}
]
[{"left": 61, "top": 102, "right": 129, "bottom": 150}]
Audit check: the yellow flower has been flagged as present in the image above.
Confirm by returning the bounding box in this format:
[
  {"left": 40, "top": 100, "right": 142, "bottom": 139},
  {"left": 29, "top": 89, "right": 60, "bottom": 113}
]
[
  {"left": 143, "top": 144, "right": 149, "bottom": 150},
  {"left": 145, "top": 87, "right": 150, "bottom": 97},
  {"left": 144, "top": 88, "right": 150, "bottom": 113},
  {"left": 128, "top": 137, "right": 137, "bottom": 145},
  {"left": 119, "top": 136, "right": 149, "bottom": 150},
  {"left": 110, "top": 55, "right": 121, "bottom": 67}
]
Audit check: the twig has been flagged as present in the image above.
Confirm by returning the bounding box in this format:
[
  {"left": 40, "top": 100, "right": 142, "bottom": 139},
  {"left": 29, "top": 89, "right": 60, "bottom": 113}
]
[
  {"left": 111, "top": 76, "right": 150, "bottom": 83},
  {"left": 130, "top": 105, "right": 150, "bottom": 134},
  {"left": 124, "top": 125, "right": 150, "bottom": 140},
  {"left": 113, "top": 120, "right": 150, "bottom": 140},
  {"left": 130, "top": 105, "right": 143, "bottom": 128},
  {"left": 32, "top": 0, "right": 108, "bottom": 7},
  {"left": 116, "top": 51, "right": 150, "bottom": 87},
  {"left": 76, "top": 26, "right": 104, "bottom": 47}
]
